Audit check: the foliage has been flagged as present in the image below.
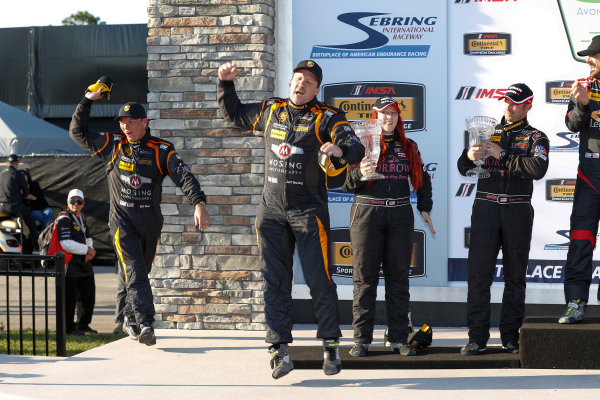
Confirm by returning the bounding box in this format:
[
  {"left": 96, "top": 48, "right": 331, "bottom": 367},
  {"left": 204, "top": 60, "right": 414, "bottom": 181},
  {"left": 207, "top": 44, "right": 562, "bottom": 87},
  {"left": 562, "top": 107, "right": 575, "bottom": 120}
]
[
  {"left": 0, "top": 329, "right": 125, "bottom": 357},
  {"left": 62, "top": 11, "right": 106, "bottom": 26}
]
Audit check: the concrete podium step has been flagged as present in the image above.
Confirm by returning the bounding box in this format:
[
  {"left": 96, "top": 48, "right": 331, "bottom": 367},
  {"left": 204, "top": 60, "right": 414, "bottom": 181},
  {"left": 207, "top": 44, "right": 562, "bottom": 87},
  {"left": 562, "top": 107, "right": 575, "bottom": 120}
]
[
  {"left": 289, "top": 345, "right": 520, "bottom": 369},
  {"left": 520, "top": 317, "right": 600, "bottom": 369}
]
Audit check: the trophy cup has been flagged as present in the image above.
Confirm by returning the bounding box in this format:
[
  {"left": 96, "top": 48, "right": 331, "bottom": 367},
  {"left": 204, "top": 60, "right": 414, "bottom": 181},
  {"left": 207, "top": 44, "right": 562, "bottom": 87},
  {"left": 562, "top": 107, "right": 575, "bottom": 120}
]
[
  {"left": 351, "top": 119, "right": 385, "bottom": 181},
  {"left": 465, "top": 116, "right": 498, "bottom": 179}
]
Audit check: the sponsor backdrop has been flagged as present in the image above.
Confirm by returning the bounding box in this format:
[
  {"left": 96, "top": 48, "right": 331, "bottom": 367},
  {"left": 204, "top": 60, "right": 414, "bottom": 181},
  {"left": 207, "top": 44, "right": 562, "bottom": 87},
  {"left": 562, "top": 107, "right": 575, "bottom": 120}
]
[
  {"left": 291, "top": 0, "right": 448, "bottom": 296},
  {"left": 448, "top": 0, "right": 598, "bottom": 297},
  {"left": 284, "top": 0, "right": 599, "bottom": 303}
]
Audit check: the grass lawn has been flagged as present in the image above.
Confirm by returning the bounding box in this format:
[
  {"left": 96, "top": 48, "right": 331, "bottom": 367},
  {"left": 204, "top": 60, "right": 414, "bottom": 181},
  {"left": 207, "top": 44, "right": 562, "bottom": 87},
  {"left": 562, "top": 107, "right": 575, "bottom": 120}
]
[{"left": 0, "top": 329, "right": 127, "bottom": 357}]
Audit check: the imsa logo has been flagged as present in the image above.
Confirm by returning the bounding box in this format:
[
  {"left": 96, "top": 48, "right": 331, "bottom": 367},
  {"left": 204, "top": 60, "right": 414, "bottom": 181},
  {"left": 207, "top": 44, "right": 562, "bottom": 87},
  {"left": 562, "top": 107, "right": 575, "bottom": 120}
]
[
  {"left": 328, "top": 228, "right": 425, "bottom": 278},
  {"left": 322, "top": 81, "right": 426, "bottom": 132},
  {"left": 463, "top": 33, "right": 511, "bottom": 55},
  {"left": 545, "top": 179, "right": 576, "bottom": 202},
  {"left": 455, "top": 86, "right": 507, "bottom": 100},
  {"left": 545, "top": 81, "right": 572, "bottom": 104},
  {"left": 456, "top": 183, "right": 476, "bottom": 197}
]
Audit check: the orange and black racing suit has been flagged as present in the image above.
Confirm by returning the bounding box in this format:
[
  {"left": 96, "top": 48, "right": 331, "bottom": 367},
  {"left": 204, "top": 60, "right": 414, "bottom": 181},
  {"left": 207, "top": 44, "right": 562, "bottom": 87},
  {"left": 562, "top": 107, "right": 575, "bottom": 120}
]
[
  {"left": 564, "top": 78, "right": 600, "bottom": 303},
  {"left": 218, "top": 80, "right": 365, "bottom": 344},
  {"left": 457, "top": 117, "right": 548, "bottom": 347},
  {"left": 69, "top": 97, "right": 206, "bottom": 326}
]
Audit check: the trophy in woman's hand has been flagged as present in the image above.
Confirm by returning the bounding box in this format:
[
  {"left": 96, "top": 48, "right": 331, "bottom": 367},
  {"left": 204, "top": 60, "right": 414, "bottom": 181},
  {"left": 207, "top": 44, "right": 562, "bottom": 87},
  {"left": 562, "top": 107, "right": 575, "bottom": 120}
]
[
  {"left": 465, "top": 116, "right": 498, "bottom": 179},
  {"left": 351, "top": 119, "right": 385, "bottom": 181}
]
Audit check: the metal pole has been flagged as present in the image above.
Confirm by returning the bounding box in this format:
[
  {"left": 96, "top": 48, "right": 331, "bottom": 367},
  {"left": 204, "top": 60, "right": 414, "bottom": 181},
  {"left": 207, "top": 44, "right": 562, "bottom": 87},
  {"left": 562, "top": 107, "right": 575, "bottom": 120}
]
[
  {"left": 18, "top": 259, "right": 23, "bottom": 355},
  {"left": 54, "top": 253, "right": 66, "bottom": 357},
  {"left": 32, "top": 268, "right": 36, "bottom": 355},
  {"left": 5, "top": 260, "right": 10, "bottom": 355},
  {"left": 44, "top": 259, "right": 49, "bottom": 356}
]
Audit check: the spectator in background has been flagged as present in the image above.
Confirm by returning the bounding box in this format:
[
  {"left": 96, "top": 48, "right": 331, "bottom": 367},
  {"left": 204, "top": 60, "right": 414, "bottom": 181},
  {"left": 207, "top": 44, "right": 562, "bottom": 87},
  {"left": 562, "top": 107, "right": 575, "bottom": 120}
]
[
  {"left": 59, "top": 188, "right": 97, "bottom": 335},
  {"left": 0, "top": 154, "right": 39, "bottom": 251},
  {"left": 19, "top": 165, "right": 53, "bottom": 228}
]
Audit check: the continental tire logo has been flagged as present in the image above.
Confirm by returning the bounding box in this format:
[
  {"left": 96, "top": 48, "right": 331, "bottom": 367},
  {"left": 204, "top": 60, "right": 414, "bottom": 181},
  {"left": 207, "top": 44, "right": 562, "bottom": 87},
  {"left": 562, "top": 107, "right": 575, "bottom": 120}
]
[
  {"left": 546, "top": 81, "right": 572, "bottom": 104},
  {"left": 328, "top": 228, "right": 425, "bottom": 278},
  {"left": 546, "top": 178, "right": 576, "bottom": 201},
  {"left": 463, "top": 33, "right": 511, "bottom": 55},
  {"left": 322, "top": 81, "right": 426, "bottom": 132}
]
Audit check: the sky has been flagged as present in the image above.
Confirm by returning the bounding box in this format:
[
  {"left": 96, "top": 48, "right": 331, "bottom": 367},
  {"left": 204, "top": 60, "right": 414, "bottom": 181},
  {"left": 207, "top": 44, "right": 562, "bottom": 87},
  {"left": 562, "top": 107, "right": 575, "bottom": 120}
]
[{"left": 0, "top": 0, "right": 149, "bottom": 28}]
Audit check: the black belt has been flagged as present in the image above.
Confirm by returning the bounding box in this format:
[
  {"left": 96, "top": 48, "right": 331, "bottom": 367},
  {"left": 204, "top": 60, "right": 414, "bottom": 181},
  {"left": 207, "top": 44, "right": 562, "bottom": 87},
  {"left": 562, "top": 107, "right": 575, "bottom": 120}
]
[
  {"left": 355, "top": 196, "right": 410, "bottom": 207},
  {"left": 475, "top": 192, "right": 531, "bottom": 204}
]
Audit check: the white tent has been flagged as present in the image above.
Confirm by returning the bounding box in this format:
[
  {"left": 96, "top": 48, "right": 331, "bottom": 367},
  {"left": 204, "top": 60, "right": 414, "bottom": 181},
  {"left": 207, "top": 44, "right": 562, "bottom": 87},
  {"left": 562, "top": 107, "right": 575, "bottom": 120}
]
[{"left": 0, "top": 101, "right": 85, "bottom": 155}]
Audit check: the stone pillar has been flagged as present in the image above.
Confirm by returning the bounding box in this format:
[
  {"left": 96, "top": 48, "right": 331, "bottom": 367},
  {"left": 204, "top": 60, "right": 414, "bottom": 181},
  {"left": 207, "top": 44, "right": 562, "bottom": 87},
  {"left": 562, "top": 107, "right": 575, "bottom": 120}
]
[{"left": 146, "top": 0, "right": 275, "bottom": 330}]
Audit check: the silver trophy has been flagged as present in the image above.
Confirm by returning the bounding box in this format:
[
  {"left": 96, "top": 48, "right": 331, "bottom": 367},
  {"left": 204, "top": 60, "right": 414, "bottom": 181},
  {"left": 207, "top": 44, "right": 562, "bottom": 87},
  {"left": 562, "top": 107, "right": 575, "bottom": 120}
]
[
  {"left": 465, "top": 116, "right": 498, "bottom": 179},
  {"left": 351, "top": 119, "right": 385, "bottom": 181}
]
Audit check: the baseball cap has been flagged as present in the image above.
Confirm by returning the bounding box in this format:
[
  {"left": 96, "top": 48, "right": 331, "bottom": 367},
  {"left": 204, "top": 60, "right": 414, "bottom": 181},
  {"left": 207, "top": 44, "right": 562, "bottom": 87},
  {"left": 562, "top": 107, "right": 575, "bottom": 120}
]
[
  {"left": 373, "top": 97, "right": 401, "bottom": 113},
  {"left": 498, "top": 83, "right": 534, "bottom": 105},
  {"left": 116, "top": 102, "right": 147, "bottom": 120},
  {"left": 7, "top": 154, "right": 19, "bottom": 162},
  {"left": 67, "top": 188, "right": 85, "bottom": 201},
  {"left": 577, "top": 35, "right": 600, "bottom": 57},
  {"left": 293, "top": 60, "right": 323, "bottom": 85}
]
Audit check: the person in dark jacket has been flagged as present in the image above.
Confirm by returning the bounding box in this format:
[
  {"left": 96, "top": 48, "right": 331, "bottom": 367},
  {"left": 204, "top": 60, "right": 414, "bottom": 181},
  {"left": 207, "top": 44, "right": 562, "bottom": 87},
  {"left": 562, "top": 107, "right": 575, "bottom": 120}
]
[
  {"left": 69, "top": 84, "right": 209, "bottom": 347},
  {"left": 343, "top": 97, "right": 434, "bottom": 357},
  {"left": 20, "top": 166, "right": 53, "bottom": 228},
  {"left": 0, "top": 154, "right": 38, "bottom": 249},
  {"left": 58, "top": 189, "right": 97, "bottom": 335},
  {"left": 217, "top": 60, "right": 365, "bottom": 379},
  {"left": 457, "top": 83, "right": 549, "bottom": 355}
]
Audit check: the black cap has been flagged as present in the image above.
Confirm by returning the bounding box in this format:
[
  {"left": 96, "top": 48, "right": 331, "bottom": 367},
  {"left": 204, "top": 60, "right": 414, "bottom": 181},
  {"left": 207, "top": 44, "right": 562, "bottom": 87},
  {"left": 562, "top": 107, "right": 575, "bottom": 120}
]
[
  {"left": 7, "top": 154, "right": 19, "bottom": 163},
  {"left": 293, "top": 60, "right": 323, "bottom": 85},
  {"left": 373, "top": 97, "right": 401, "bottom": 112},
  {"left": 577, "top": 35, "right": 600, "bottom": 57},
  {"left": 499, "top": 83, "right": 533, "bottom": 105},
  {"left": 116, "top": 102, "right": 147, "bottom": 120}
]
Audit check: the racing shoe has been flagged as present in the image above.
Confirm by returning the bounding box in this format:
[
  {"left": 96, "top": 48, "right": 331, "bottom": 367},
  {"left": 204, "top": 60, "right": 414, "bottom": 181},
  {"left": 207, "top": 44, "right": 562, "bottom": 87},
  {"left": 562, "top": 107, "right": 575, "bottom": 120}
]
[
  {"left": 269, "top": 344, "right": 294, "bottom": 379},
  {"left": 137, "top": 322, "right": 156, "bottom": 346},
  {"left": 502, "top": 342, "right": 520, "bottom": 354},
  {"left": 122, "top": 316, "right": 140, "bottom": 340},
  {"left": 349, "top": 343, "right": 369, "bottom": 357},
  {"left": 323, "top": 339, "right": 342, "bottom": 375},
  {"left": 461, "top": 342, "right": 486, "bottom": 355},
  {"left": 390, "top": 342, "right": 415, "bottom": 356},
  {"left": 558, "top": 299, "right": 586, "bottom": 324}
]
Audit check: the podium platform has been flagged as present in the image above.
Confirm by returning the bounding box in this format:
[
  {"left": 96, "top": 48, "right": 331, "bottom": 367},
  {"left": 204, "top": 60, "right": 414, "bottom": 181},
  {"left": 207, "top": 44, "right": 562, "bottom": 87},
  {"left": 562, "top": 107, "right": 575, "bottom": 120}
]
[
  {"left": 289, "top": 346, "right": 520, "bottom": 369},
  {"left": 520, "top": 317, "right": 600, "bottom": 369}
]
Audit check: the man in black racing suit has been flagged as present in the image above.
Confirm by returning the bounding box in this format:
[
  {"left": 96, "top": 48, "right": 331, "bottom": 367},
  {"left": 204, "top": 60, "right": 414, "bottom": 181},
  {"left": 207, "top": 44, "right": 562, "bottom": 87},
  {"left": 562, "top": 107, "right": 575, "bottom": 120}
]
[
  {"left": 559, "top": 36, "right": 600, "bottom": 324},
  {"left": 457, "top": 83, "right": 549, "bottom": 355},
  {"left": 217, "top": 60, "right": 364, "bottom": 379},
  {"left": 69, "top": 87, "right": 209, "bottom": 346}
]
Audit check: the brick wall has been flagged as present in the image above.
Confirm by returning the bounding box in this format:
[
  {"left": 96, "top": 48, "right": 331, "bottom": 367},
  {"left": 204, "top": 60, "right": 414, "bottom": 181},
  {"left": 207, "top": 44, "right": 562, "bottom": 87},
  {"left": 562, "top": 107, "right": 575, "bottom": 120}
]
[{"left": 147, "top": 0, "right": 276, "bottom": 330}]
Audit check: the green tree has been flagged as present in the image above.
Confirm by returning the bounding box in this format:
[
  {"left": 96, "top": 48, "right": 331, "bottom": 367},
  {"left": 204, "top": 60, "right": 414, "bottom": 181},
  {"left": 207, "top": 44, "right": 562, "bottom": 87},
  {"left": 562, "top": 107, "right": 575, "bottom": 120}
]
[{"left": 62, "top": 11, "right": 106, "bottom": 26}]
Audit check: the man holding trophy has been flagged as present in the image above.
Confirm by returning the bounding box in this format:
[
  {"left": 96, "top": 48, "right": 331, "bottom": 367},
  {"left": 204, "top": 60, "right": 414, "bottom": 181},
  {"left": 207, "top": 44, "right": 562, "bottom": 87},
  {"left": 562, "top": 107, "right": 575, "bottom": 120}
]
[{"left": 457, "top": 83, "right": 549, "bottom": 355}]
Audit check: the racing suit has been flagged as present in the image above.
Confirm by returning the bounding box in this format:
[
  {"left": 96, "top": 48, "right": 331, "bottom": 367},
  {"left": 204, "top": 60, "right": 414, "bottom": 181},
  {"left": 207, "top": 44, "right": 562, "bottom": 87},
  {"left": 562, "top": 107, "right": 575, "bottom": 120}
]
[
  {"left": 69, "top": 97, "right": 206, "bottom": 326},
  {"left": 457, "top": 117, "right": 549, "bottom": 346},
  {"left": 343, "top": 135, "right": 432, "bottom": 345},
  {"left": 56, "top": 210, "right": 95, "bottom": 333},
  {"left": 217, "top": 80, "right": 364, "bottom": 343},
  {"left": 564, "top": 78, "right": 600, "bottom": 302}
]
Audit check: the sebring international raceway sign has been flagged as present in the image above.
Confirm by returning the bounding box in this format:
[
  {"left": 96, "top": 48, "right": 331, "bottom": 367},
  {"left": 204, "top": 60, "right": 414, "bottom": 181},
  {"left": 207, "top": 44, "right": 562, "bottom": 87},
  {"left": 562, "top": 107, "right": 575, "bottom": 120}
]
[{"left": 309, "top": 12, "right": 437, "bottom": 59}]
